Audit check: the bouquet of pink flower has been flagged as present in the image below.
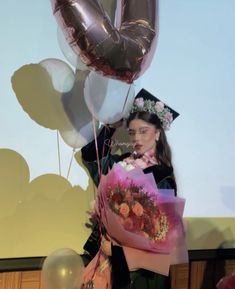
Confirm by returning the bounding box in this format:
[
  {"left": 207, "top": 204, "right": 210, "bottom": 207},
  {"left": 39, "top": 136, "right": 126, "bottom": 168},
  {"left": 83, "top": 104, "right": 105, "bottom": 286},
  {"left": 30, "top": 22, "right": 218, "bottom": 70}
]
[
  {"left": 107, "top": 181, "right": 171, "bottom": 246},
  {"left": 82, "top": 164, "right": 187, "bottom": 288},
  {"left": 96, "top": 164, "right": 185, "bottom": 254}
]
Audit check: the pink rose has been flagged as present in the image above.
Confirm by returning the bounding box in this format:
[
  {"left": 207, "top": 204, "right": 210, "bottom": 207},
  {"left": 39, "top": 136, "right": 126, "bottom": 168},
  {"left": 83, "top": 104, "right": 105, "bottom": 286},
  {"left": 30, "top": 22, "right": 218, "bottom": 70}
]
[
  {"left": 134, "top": 97, "right": 144, "bottom": 108},
  {"left": 119, "top": 203, "right": 130, "bottom": 217},
  {"left": 155, "top": 101, "right": 164, "bottom": 112},
  {"left": 164, "top": 111, "right": 173, "bottom": 122},
  {"left": 132, "top": 202, "right": 144, "bottom": 217}
]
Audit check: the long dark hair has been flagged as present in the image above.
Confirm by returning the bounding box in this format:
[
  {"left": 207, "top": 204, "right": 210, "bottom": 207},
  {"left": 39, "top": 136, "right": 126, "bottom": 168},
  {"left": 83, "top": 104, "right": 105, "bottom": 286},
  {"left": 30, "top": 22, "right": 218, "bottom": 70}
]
[
  {"left": 126, "top": 111, "right": 173, "bottom": 166},
  {"left": 126, "top": 112, "right": 177, "bottom": 189}
]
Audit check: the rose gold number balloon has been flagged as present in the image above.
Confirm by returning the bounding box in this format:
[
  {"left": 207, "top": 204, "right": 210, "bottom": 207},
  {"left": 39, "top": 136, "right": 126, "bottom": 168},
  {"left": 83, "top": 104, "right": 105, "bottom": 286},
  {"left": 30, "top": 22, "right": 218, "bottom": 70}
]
[{"left": 50, "top": 0, "right": 158, "bottom": 83}]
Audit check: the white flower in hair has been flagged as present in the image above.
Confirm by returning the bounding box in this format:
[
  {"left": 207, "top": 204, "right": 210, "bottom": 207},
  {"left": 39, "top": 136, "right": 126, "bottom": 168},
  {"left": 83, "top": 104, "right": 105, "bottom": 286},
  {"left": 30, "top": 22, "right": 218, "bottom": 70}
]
[
  {"left": 134, "top": 97, "right": 145, "bottom": 108},
  {"left": 155, "top": 101, "right": 164, "bottom": 112}
]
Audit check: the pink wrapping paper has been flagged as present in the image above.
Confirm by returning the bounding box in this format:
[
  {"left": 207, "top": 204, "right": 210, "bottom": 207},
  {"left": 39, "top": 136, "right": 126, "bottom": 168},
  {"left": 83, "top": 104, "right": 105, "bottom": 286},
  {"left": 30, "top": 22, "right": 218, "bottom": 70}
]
[
  {"left": 82, "top": 250, "right": 112, "bottom": 289},
  {"left": 96, "top": 164, "right": 188, "bottom": 274},
  {"left": 123, "top": 223, "right": 188, "bottom": 276}
]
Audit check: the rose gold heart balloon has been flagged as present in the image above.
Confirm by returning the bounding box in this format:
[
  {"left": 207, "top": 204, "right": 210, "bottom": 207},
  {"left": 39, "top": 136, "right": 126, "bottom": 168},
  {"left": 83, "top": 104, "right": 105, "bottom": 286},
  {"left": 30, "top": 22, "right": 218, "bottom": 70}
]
[{"left": 50, "top": 0, "right": 158, "bottom": 83}]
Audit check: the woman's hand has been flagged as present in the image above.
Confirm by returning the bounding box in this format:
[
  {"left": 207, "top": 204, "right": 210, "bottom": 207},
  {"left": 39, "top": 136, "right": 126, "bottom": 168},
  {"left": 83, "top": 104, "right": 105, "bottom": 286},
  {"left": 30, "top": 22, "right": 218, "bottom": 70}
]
[
  {"left": 101, "top": 235, "right": 112, "bottom": 256},
  {"left": 107, "top": 119, "right": 124, "bottom": 129}
]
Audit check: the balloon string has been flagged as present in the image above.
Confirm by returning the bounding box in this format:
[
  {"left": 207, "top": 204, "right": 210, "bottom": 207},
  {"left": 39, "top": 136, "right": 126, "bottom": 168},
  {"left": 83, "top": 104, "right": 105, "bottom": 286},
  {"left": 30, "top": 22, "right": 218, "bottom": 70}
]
[
  {"left": 122, "top": 84, "right": 131, "bottom": 114},
  {"left": 92, "top": 117, "right": 101, "bottom": 178},
  {"left": 90, "top": 117, "right": 103, "bottom": 280},
  {"left": 56, "top": 130, "right": 62, "bottom": 176},
  {"left": 67, "top": 148, "right": 75, "bottom": 180},
  {"left": 92, "top": 118, "right": 105, "bottom": 278}
]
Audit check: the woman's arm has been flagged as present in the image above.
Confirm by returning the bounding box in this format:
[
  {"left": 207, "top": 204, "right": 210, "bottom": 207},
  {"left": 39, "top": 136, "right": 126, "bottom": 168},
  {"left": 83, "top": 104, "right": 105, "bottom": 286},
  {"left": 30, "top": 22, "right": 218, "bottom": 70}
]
[
  {"left": 81, "top": 126, "right": 116, "bottom": 186},
  {"left": 81, "top": 126, "right": 116, "bottom": 162}
]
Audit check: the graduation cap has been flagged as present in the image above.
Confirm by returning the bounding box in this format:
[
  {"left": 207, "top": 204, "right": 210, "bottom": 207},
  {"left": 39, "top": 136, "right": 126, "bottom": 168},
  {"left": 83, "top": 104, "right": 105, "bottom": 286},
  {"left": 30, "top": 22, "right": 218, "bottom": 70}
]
[{"left": 130, "top": 88, "right": 179, "bottom": 130}]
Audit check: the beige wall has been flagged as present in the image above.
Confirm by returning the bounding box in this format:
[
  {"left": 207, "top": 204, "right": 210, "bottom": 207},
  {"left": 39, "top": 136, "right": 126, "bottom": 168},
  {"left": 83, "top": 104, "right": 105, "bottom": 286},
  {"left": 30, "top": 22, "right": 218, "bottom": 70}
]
[
  {"left": 0, "top": 149, "right": 95, "bottom": 258},
  {"left": 186, "top": 217, "right": 235, "bottom": 250}
]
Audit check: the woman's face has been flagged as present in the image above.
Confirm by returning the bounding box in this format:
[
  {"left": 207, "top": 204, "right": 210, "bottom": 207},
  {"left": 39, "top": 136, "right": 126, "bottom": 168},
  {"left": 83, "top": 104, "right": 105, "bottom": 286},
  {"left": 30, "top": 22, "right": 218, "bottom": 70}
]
[{"left": 128, "top": 119, "right": 160, "bottom": 155}]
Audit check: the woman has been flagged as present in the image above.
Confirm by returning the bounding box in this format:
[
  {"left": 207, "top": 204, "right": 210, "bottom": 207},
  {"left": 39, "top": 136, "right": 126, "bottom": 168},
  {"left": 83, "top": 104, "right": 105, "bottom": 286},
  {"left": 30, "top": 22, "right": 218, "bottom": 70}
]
[{"left": 81, "top": 88, "right": 179, "bottom": 289}]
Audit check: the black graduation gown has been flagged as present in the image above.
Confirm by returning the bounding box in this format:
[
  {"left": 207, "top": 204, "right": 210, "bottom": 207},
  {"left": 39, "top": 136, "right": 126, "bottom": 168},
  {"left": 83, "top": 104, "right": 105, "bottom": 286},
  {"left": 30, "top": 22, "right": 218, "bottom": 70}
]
[{"left": 81, "top": 126, "right": 176, "bottom": 289}]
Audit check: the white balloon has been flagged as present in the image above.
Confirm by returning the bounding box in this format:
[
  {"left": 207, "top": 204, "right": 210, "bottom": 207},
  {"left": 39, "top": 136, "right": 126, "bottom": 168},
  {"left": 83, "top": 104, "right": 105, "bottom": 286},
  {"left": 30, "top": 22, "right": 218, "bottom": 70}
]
[
  {"left": 42, "top": 248, "right": 84, "bottom": 289},
  {"left": 57, "top": 27, "right": 88, "bottom": 71},
  {"left": 39, "top": 58, "right": 75, "bottom": 93},
  {"left": 59, "top": 121, "right": 99, "bottom": 149},
  {"left": 59, "top": 70, "right": 100, "bottom": 149},
  {"left": 84, "top": 72, "right": 135, "bottom": 124}
]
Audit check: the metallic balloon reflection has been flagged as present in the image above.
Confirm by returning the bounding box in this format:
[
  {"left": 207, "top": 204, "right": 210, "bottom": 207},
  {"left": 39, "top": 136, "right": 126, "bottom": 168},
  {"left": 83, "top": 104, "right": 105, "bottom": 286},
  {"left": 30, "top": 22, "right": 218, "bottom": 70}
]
[
  {"left": 50, "top": 0, "right": 159, "bottom": 83},
  {"left": 57, "top": 28, "right": 88, "bottom": 71},
  {"left": 42, "top": 248, "right": 84, "bottom": 289}
]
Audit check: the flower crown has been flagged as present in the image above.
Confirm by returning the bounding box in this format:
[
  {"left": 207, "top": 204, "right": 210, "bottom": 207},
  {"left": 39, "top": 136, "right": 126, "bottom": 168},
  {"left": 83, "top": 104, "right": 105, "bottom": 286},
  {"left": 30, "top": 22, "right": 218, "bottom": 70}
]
[{"left": 130, "top": 97, "right": 174, "bottom": 130}]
